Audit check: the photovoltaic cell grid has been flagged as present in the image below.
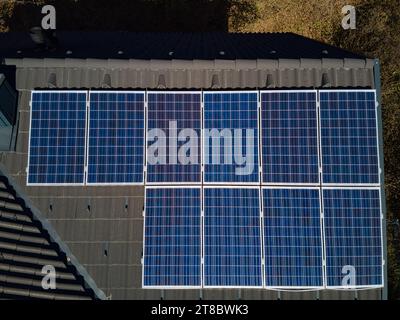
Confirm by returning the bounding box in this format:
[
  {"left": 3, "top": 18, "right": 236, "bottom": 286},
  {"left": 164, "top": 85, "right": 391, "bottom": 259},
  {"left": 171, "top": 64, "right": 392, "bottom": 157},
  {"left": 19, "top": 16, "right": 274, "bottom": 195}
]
[
  {"left": 147, "top": 92, "right": 201, "bottom": 183},
  {"left": 263, "top": 188, "right": 323, "bottom": 287},
  {"left": 204, "top": 188, "right": 262, "bottom": 287},
  {"left": 261, "top": 91, "right": 319, "bottom": 184},
  {"left": 87, "top": 92, "right": 145, "bottom": 184},
  {"left": 320, "top": 90, "right": 379, "bottom": 184},
  {"left": 28, "top": 90, "right": 385, "bottom": 289},
  {"left": 143, "top": 188, "right": 201, "bottom": 287},
  {"left": 28, "top": 91, "right": 87, "bottom": 184},
  {"left": 204, "top": 92, "right": 259, "bottom": 183},
  {"left": 323, "top": 189, "right": 383, "bottom": 287}
]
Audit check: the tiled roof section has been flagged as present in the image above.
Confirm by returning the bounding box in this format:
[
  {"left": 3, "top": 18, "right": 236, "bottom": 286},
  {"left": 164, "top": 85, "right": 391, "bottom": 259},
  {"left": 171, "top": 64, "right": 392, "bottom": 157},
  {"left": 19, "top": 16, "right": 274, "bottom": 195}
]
[
  {"left": 0, "top": 31, "right": 365, "bottom": 60},
  {"left": 0, "top": 174, "right": 102, "bottom": 300},
  {"left": 6, "top": 60, "right": 376, "bottom": 90}
]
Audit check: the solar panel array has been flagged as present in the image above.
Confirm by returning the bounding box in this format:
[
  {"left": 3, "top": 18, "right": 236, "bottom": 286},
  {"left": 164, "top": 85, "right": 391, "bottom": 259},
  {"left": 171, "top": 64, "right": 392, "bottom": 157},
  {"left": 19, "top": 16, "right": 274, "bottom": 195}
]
[
  {"left": 204, "top": 188, "right": 262, "bottom": 287},
  {"left": 28, "top": 89, "right": 384, "bottom": 290},
  {"left": 320, "top": 91, "right": 379, "bottom": 184},
  {"left": 87, "top": 92, "right": 145, "bottom": 184},
  {"left": 261, "top": 91, "right": 319, "bottom": 184},
  {"left": 323, "top": 188, "right": 383, "bottom": 287},
  {"left": 147, "top": 92, "right": 201, "bottom": 183},
  {"left": 204, "top": 92, "right": 259, "bottom": 183},
  {"left": 262, "top": 188, "right": 323, "bottom": 287},
  {"left": 143, "top": 188, "right": 201, "bottom": 287},
  {"left": 28, "top": 91, "right": 87, "bottom": 185}
]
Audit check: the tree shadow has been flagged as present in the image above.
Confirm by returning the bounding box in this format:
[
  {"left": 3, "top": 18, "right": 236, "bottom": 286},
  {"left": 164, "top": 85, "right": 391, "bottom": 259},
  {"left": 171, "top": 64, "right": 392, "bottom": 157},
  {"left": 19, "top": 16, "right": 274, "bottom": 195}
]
[{"left": 4, "top": 0, "right": 258, "bottom": 32}]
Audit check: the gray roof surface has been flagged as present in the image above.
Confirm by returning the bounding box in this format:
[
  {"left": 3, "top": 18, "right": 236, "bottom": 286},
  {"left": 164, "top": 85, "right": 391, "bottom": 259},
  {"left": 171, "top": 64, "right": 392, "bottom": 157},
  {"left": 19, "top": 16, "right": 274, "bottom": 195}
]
[
  {"left": 6, "top": 57, "right": 375, "bottom": 90},
  {"left": 0, "top": 32, "right": 384, "bottom": 300}
]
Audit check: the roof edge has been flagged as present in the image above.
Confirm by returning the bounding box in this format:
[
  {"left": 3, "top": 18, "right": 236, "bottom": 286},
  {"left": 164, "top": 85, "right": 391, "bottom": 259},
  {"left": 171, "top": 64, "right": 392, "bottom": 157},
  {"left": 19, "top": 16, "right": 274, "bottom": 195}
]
[{"left": 4, "top": 58, "right": 375, "bottom": 70}]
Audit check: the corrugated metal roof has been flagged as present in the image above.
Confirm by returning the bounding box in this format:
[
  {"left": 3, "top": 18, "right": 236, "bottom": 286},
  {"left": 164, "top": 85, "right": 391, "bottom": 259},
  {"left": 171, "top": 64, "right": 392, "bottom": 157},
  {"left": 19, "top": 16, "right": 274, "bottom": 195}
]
[{"left": 4, "top": 60, "right": 375, "bottom": 90}]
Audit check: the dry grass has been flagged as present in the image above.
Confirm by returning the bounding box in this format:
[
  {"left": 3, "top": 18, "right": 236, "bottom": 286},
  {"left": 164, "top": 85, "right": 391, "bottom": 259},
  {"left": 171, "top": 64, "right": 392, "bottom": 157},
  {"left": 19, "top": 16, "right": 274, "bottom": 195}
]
[
  {"left": 233, "top": 0, "right": 360, "bottom": 40},
  {"left": 0, "top": 0, "right": 15, "bottom": 32}
]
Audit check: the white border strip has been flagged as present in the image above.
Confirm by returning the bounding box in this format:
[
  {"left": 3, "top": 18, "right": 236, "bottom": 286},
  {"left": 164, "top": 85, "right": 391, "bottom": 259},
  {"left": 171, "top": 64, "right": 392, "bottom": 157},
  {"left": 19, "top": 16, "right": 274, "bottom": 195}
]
[{"left": 141, "top": 184, "right": 147, "bottom": 289}]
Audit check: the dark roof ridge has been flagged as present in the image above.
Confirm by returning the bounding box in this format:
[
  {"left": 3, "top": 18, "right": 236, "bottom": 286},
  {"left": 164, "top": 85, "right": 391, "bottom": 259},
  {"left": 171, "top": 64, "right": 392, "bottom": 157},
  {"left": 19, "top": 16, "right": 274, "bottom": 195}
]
[{"left": 0, "top": 31, "right": 365, "bottom": 61}]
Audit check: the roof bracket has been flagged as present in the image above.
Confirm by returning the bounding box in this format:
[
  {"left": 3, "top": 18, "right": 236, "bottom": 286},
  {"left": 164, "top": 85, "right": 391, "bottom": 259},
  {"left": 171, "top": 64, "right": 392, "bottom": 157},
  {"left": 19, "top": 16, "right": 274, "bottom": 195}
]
[
  {"left": 157, "top": 74, "right": 166, "bottom": 89},
  {"left": 321, "top": 72, "right": 331, "bottom": 88},
  {"left": 102, "top": 73, "right": 112, "bottom": 88},
  {"left": 266, "top": 73, "right": 275, "bottom": 88},
  {"left": 211, "top": 74, "right": 220, "bottom": 89},
  {"left": 47, "top": 72, "right": 57, "bottom": 88}
]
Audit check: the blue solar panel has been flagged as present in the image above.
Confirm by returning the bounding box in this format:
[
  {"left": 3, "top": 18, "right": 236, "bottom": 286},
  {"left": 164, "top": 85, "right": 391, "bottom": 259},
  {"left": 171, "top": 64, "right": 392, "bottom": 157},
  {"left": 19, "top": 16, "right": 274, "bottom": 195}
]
[
  {"left": 143, "top": 188, "right": 201, "bottom": 287},
  {"left": 320, "top": 90, "right": 379, "bottom": 184},
  {"left": 263, "top": 188, "right": 323, "bottom": 287},
  {"left": 87, "top": 92, "right": 145, "bottom": 184},
  {"left": 204, "top": 188, "right": 262, "bottom": 287},
  {"left": 28, "top": 91, "right": 87, "bottom": 184},
  {"left": 323, "top": 188, "right": 383, "bottom": 287},
  {"left": 203, "top": 92, "right": 259, "bottom": 183},
  {"left": 261, "top": 91, "right": 319, "bottom": 184},
  {"left": 147, "top": 92, "right": 201, "bottom": 183}
]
